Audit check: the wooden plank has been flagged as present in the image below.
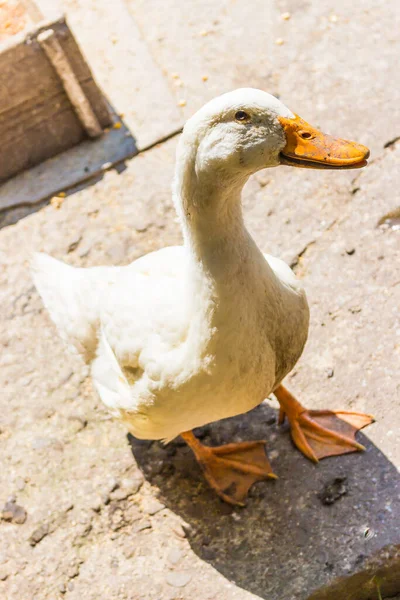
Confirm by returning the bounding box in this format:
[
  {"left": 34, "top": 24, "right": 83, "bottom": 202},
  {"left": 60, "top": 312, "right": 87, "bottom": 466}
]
[
  {"left": 38, "top": 28, "right": 102, "bottom": 137},
  {"left": 0, "top": 18, "right": 112, "bottom": 182}
]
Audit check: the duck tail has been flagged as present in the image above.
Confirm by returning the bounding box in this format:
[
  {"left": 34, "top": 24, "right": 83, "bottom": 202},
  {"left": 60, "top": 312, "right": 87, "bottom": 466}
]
[{"left": 31, "top": 252, "right": 97, "bottom": 359}]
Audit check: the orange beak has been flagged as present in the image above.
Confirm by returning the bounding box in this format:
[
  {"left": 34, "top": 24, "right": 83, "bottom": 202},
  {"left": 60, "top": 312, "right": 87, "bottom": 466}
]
[{"left": 278, "top": 114, "right": 370, "bottom": 169}]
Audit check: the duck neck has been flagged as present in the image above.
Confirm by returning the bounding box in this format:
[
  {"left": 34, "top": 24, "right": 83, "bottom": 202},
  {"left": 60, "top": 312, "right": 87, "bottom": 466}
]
[{"left": 173, "top": 156, "right": 252, "bottom": 277}]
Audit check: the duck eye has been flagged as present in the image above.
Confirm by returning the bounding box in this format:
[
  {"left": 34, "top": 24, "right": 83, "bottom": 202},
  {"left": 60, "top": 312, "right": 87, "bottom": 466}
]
[
  {"left": 235, "top": 110, "right": 250, "bottom": 122},
  {"left": 299, "top": 131, "right": 312, "bottom": 139}
]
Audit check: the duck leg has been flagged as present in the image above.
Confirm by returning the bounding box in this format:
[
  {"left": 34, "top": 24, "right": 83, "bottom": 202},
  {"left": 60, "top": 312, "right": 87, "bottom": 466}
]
[
  {"left": 181, "top": 431, "right": 277, "bottom": 506},
  {"left": 274, "top": 384, "right": 374, "bottom": 462}
]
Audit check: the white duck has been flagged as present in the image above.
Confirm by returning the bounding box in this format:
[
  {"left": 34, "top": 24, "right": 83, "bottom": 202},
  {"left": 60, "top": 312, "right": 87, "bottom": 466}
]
[{"left": 32, "top": 89, "right": 373, "bottom": 506}]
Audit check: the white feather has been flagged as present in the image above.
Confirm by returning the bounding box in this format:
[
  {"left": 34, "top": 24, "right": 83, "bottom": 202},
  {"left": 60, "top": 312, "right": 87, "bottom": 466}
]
[
  {"left": 91, "top": 328, "right": 132, "bottom": 417},
  {"left": 31, "top": 252, "right": 97, "bottom": 357}
]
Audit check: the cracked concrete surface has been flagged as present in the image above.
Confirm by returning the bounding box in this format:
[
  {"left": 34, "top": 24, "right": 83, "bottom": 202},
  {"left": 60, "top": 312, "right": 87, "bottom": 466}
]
[{"left": 0, "top": 1, "right": 399, "bottom": 599}]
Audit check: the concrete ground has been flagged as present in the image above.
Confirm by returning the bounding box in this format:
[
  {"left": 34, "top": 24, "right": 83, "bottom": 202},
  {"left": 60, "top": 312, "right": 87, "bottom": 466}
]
[{"left": 0, "top": 1, "right": 399, "bottom": 599}]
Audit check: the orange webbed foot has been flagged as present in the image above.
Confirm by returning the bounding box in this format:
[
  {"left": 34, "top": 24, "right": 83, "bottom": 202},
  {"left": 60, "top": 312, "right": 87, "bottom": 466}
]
[
  {"left": 275, "top": 385, "right": 374, "bottom": 462},
  {"left": 181, "top": 432, "right": 277, "bottom": 506}
]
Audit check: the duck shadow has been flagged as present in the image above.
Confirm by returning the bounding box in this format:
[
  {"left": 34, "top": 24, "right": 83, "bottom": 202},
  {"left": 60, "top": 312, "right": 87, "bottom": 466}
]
[{"left": 128, "top": 402, "right": 400, "bottom": 600}]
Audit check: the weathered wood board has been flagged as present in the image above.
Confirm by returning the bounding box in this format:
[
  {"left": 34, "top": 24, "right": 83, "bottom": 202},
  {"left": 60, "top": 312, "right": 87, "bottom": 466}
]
[{"left": 0, "top": 17, "right": 112, "bottom": 183}]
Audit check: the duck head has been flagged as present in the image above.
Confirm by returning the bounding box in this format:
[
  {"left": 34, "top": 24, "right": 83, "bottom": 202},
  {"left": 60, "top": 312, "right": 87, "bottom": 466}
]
[{"left": 179, "top": 88, "right": 369, "bottom": 179}]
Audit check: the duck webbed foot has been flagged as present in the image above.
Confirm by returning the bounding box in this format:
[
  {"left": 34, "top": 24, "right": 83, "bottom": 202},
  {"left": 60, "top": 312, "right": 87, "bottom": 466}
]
[
  {"left": 274, "top": 384, "right": 374, "bottom": 462},
  {"left": 181, "top": 431, "right": 277, "bottom": 506}
]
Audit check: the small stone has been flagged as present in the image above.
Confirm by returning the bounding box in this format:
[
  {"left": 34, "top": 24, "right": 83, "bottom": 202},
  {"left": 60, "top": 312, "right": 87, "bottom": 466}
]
[
  {"left": 108, "top": 478, "right": 120, "bottom": 493},
  {"left": 281, "top": 12, "right": 291, "bottom": 20},
  {"left": 171, "top": 523, "right": 187, "bottom": 538},
  {"left": 50, "top": 196, "right": 64, "bottom": 210},
  {"left": 133, "top": 219, "right": 150, "bottom": 233},
  {"left": 59, "top": 583, "right": 66, "bottom": 594},
  {"left": 202, "top": 75, "right": 208, "bottom": 81},
  {"left": 275, "top": 38, "right": 284, "bottom": 45},
  {"left": 142, "top": 497, "right": 165, "bottom": 515},
  {"left": 349, "top": 306, "right": 362, "bottom": 314},
  {"left": 0, "top": 567, "right": 9, "bottom": 581},
  {"left": 68, "top": 415, "right": 88, "bottom": 433},
  {"left": 67, "top": 236, "right": 82, "bottom": 253},
  {"left": 345, "top": 247, "right": 356, "bottom": 255},
  {"left": 77, "top": 520, "right": 92, "bottom": 538},
  {"left": 123, "top": 545, "right": 136, "bottom": 559},
  {"left": 256, "top": 172, "right": 271, "bottom": 187},
  {"left": 13, "top": 506, "right": 27, "bottom": 524},
  {"left": 77, "top": 239, "right": 93, "bottom": 258},
  {"left": 63, "top": 502, "right": 74, "bottom": 513},
  {"left": 133, "top": 519, "right": 152, "bottom": 533},
  {"left": 166, "top": 571, "right": 192, "bottom": 588},
  {"left": 111, "top": 476, "right": 142, "bottom": 501},
  {"left": 178, "top": 99, "right": 186, "bottom": 107},
  {"left": 167, "top": 548, "right": 184, "bottom": 565},
  {"left": 67, "top": 563, "right": 80, "bottom": 579},
  {"left": 269, "top": 450, "right": 279, "bottom": 461},
  {"left": 102, "top": 493, "right": 111, "bottom": 506},
  {"left": 91, "top": 499, "right": 103, "bottom": 513},
  {"left": 326, "top": 368, "right": 334, "bottom": 378},
  {"left": 111, "top": 488, "right": 131, "bottom": 502},
  {"left": 1, "top": 499, "right": 27, "bottom": 524},
  {"left": 29, "top": 523, "right": 50, "bottom": 546},
  {"left": 102, "top": 478, "right": 120, "bottom": 504},
  {"left": 67, "top": 581, "right": 75, "bottom": 591},
  {"left": 319, "top": 477, "right": 348, "bottom": 505}
]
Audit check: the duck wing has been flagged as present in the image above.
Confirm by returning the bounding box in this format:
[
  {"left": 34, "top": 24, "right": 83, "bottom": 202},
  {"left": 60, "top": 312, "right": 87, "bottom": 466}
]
[{"left": 31, "top": 246, "right": 187, "bottom": 364}]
